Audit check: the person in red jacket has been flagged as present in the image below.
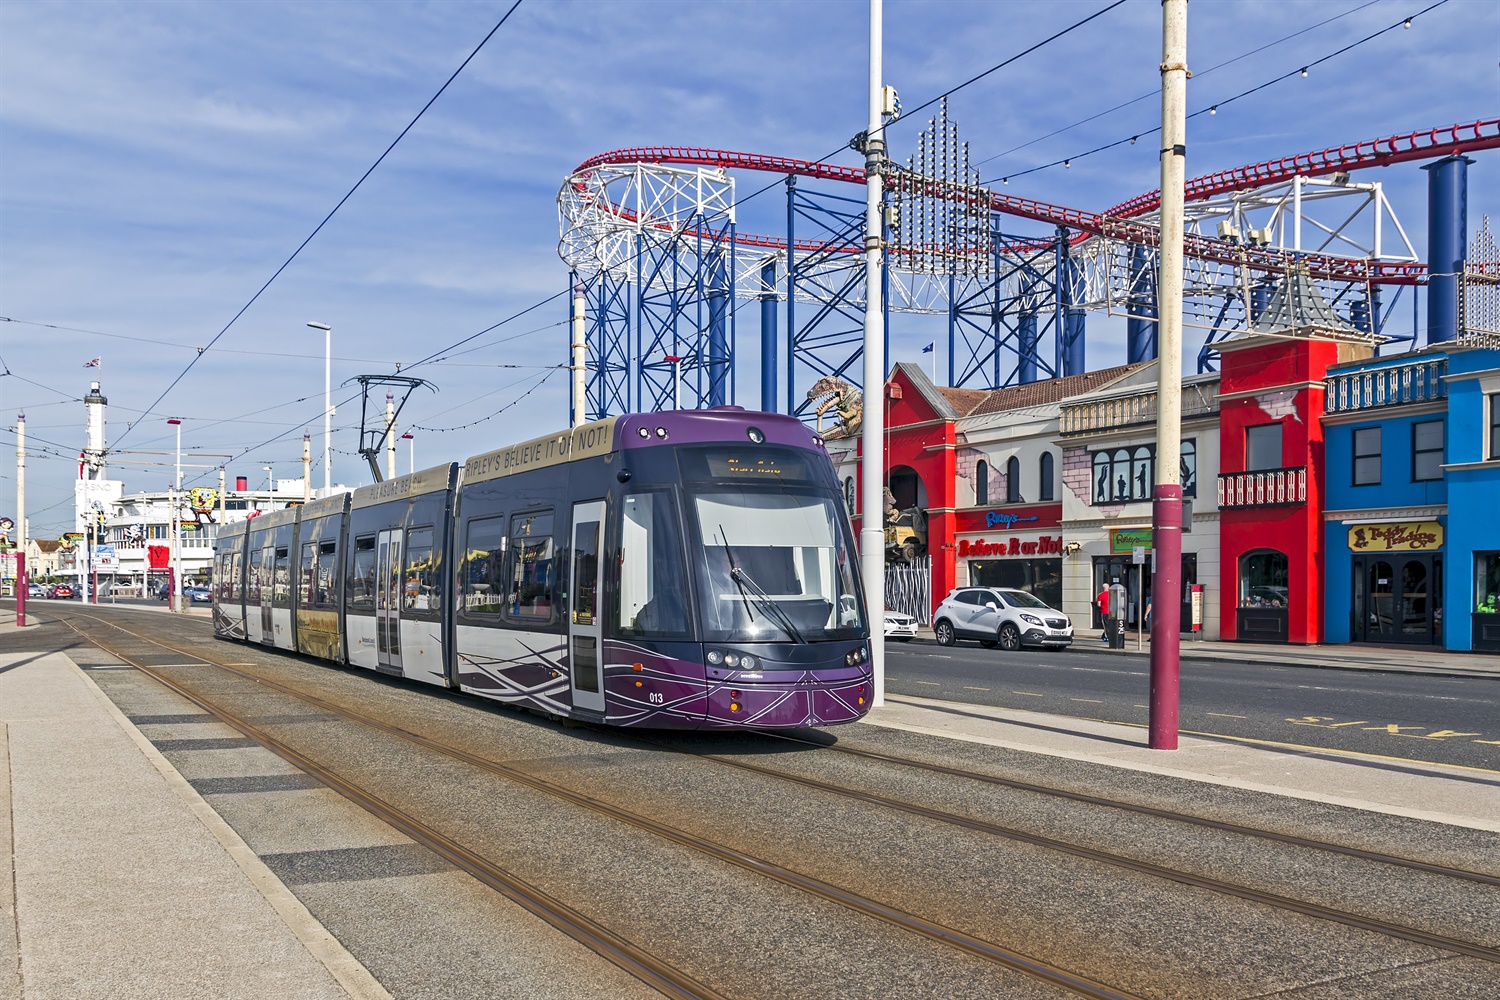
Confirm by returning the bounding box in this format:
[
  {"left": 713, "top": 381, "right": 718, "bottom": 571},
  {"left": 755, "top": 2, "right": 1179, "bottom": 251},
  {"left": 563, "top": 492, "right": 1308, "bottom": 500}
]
[{"left": 1096, "top": 583, "right": 1111, "bottom": 641}]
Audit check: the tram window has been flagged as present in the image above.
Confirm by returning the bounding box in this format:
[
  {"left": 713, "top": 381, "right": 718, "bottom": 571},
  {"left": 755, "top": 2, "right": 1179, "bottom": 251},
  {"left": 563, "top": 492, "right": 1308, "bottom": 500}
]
[
  {"left": 229, "top": 552, "right": 242, "bottom": 602},
  {"left": 404, "top": 527, "right": 438, "bottom": 614},
  {"left": 349, "top": 535, "right": 377, "bottom": 611},
  {"left": 617, "top": 492, "right": 691, "bottom": 637},
  {"left": 300, "top": 542, "right": 317, "bottom": 604},
  {"left": 461, "top": 516, "right": 507, "bottom": 615},
  {"left": 316, "top": 541, "right": 336, "bottom": 607},
  {"left": 273, "top": 546, "right": 291, "bottom": 606},
  {"left": 505, "top": 512, "right": 555, "bottom": 622}
]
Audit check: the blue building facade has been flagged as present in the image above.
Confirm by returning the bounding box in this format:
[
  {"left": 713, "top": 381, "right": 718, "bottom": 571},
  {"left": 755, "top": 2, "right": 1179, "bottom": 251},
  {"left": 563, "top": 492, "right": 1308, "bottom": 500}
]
[{"left": 1321, "top": 342, "right": 1500, "bottom": 651}]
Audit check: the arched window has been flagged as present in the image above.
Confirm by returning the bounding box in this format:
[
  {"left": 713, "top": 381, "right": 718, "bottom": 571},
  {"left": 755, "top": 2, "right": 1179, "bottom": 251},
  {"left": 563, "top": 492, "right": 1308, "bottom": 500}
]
[
  {"left": 1239, "top": 549, "right": 1289, "bottom": 608},
  {"left": 1006, "top": 456, "right": 1021, "bottom": 503},
  {"left": 1093, "top": 452, "right": 1112, "bottom": 502},
  {"left": 843, "top": 476, "right": 856, "bottom": 515},
  {"left": 975, "top": 461, "right": 989, "bottom": 506},
  {"left": 1180, "top": 440, "right": 1197, "bottom": 497},
  {"left": 1039, "top": 452, "right": 1055, "bottom": 502},
  {"left": 1132, "top": 446, "right": 1152, "bottom": 500},
  {"left": 1111, "top": 449, "right": 1131, "bottom": 502}
]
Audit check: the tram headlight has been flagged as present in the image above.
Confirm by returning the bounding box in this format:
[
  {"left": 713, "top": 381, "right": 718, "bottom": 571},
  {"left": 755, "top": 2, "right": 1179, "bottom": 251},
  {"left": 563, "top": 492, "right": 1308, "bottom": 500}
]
[
  {"left": 655, "top": 426, "right": 669, "bottom": 439},
  {"left": 845, "top": 646, "right": 869, "bottom": 667},
  {"left": 747, "top": 426, "right": 765, "bottom": 444},
  {"left": 723, "top": 652, "right": 740, "bottom": 667},
  {"left": 739, "top": 655, "right": 756, "bottom": 670},
  {"left": 706, "top": 650, "right": 723, "bottom": 665}
]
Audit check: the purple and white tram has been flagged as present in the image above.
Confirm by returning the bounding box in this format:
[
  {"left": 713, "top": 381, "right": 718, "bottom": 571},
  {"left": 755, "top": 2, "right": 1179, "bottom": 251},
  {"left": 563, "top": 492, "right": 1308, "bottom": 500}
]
[{"left": 213, "top": 408, "right": 872, "bottom": 729}]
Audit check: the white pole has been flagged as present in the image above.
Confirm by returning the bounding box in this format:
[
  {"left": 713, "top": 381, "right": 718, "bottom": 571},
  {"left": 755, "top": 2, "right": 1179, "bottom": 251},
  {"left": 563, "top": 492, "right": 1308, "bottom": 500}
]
[
  {"left": 324, "top": 326, "right": 332, "bottom": 493},
  {"left": 862, "top": 0, "right": 887, "bottom": 706},
  {"left": 302, "top": 432, "right": 312, "bottom": 501},
  {"left": 571, "top": 280, "right": 587, "bottom": 426},
  {"left": 384, "top": 391, "right": 396, "bottom": 480}
]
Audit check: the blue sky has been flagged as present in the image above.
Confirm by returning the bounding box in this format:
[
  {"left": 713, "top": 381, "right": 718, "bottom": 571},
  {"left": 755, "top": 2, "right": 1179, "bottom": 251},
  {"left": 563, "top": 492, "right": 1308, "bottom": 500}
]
[{"left": 2, "top": 0, "right": 1496, "bottom": 537}]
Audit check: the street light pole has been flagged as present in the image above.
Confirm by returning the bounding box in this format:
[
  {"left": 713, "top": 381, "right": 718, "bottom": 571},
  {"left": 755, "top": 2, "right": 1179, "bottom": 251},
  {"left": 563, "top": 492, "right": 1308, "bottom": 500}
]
[
  {"left": 307, "top": 322, "right": 332, "bottom": 495},
  {"left": 168, "top": 418, "right": 182, "bottom": 612}
]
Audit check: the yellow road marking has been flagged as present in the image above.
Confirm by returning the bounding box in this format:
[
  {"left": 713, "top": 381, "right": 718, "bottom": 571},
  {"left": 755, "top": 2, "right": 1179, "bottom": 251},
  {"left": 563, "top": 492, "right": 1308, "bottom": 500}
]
[
  {"left": 1207, "top": 712, "right": 1247, "bottom": 719},
  {"left": 1012, "top": 691, "right": 1044, "bottom": 697},
  {"left": 963, "top": 686, "right": 990, "bottom": 691},
  {"left": 915, "top": 681, "right": 941, "bottom": 686},
  {"left": 1133, "top": 704, "right": 1148, "bottom": 709}
]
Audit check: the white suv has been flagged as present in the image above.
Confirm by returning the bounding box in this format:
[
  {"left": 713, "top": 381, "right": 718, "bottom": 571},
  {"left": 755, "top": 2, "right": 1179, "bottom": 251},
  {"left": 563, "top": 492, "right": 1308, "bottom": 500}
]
[{"left": 933, "top": 587, "right": 1073, "bottom": 651}]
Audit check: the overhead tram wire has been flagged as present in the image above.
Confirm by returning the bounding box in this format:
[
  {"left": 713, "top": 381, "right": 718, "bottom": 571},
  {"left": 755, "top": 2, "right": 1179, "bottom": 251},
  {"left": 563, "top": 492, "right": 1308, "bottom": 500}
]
[
  {"left": 974, "top": 0, "right": 1383, "bottom": 170},
  {"left": 994, "top": 0, "right": 1454, "bottom": 185},
  {"left": 110, "top": 0, "right": 526, "bottom": 452}
]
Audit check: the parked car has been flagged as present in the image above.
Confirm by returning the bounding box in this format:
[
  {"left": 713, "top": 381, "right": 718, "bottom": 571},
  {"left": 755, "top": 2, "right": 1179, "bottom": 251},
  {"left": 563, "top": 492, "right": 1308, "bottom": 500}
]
[
  {"left": 883, "top": 610, "right": 919, "bottom": 642},
  {"left": 932, "top": 587, "right": 1073, "bottom": 651},
  {"left": 51, "top": 583, "right": 74, "bottom": 599},
  {"left": 185, "top": 586, "right": 213, "bottom": 604},
  {"left": 27, "top": 583, "right": 45, "bottom": 598}
]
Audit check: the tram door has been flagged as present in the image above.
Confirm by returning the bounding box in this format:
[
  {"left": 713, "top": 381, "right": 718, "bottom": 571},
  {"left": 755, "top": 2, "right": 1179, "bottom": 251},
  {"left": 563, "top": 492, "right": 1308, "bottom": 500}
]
[
  {"left": 258, "top": 546, "right": 275, "bottom": 642},
  {"left": 568, "top": 501, "right": 605, "bottom": 713},
  {"left": 375, "top": 528, "right": 403, "bottom": 672}
]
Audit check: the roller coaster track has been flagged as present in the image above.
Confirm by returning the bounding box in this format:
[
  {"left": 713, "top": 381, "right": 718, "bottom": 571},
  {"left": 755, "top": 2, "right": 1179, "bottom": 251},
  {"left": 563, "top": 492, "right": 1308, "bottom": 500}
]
[{"left": 566, "top": 118, "right": 1500, "bottom": 285}]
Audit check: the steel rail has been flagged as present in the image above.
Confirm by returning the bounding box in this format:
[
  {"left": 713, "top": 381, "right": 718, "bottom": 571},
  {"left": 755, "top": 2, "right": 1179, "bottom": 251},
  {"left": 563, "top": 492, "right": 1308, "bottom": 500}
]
[
  {"left": 56, "top": 616, "right": 729, "bottom": 1000},
  {"left": 59, "top": 610, "right": 1143, "bottom": 1000},
  {"left": 565, "top": 119, "right": 1500, "bottom": 285},
  {"left": 754, "top": 730, "right": 1500, "bottom": 889},
  {"left": 628, "top": 736, "right": 1500, "bottom": 965}
]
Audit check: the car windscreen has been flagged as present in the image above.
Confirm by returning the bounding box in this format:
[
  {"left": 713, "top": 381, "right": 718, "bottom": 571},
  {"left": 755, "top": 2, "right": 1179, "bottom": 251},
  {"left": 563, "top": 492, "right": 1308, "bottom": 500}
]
[{"left": 1000, "top": 591, "right": 1050, "bottom": 609}]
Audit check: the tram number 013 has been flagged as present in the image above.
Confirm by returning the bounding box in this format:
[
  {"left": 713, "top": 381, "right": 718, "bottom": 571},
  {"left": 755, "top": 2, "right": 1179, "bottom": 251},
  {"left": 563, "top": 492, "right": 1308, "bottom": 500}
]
[{"left": 648, "top": 692, "right": 664, "bottom": 704}]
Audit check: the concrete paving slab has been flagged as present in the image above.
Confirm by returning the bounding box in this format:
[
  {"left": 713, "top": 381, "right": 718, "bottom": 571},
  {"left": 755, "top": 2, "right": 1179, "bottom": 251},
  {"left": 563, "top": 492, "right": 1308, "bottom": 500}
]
[
  {"left": 206, "top": 789, "right": 419, "bottom": 856},
  {"left": 0, "top": 651, "right": 385, "bottom": 1000},
  {"left": 867, "top": 693, "right": 1500, "bottom": 832}
]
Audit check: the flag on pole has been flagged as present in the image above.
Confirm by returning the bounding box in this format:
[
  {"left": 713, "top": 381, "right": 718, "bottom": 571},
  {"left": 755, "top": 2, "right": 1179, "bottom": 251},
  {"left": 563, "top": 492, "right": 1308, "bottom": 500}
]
[
  {"left": 83, "top": 357, "right": 101, "bottom": 368},
  {"left": 921, "top": 343, "right": 934, "bottom": 353}
]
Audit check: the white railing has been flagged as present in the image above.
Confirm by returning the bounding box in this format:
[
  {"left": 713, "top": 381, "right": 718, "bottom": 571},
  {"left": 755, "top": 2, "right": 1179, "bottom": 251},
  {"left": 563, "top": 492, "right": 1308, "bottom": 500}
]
[
  {"left": 1324, "top": 358, "right": 1446, "bottom": 413},
  {"left": 1217, "top": 466, "right": 1307, "bottom": 508},
  {"left": 1061, "top": 384, "right": 1218, "bottom": 434}
]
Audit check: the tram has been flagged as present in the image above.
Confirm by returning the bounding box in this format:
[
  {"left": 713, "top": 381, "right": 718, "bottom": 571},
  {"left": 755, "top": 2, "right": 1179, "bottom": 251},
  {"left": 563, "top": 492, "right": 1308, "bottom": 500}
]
[{"left": 213, "top": 407, "right": 872, "bottom": 728}]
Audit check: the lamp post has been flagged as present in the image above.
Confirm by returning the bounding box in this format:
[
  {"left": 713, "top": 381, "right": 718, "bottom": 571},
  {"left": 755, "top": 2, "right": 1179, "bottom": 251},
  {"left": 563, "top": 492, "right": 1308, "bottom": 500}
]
[
  {"left": 307, "top": 322, "right": 332, "bottom": 495},
  {"left": 401, "top": 432, "right": 414, "bottom": 475},
  {"left": 263, "top": 465, "right": 274, "bottom": 494},
  {"left": 168, "top": 418, "right": 182, "bottom": 612}
]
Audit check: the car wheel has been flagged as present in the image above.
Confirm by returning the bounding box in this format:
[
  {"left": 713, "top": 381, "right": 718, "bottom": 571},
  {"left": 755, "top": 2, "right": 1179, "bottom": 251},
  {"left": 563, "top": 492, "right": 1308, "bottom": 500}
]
[
  {"left": 998, "top": 623, "right": 1021, "bottom": 651},
  {"left": 934, "top": 619, "right": 956, "bottom": 646},
  {"left": 979, "top": 639, "right": 997, "bottom": 649}
]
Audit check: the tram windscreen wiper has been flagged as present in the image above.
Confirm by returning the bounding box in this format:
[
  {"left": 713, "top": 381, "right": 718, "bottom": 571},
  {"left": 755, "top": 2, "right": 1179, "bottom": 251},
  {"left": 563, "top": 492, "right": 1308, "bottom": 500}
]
[{"left": 717, "top": 527, "right": 808, "bottom": 644}]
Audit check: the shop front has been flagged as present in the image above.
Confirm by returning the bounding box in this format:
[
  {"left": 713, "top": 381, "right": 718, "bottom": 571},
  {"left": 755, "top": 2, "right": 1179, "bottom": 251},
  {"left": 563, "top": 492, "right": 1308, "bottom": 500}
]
[
  {"left": 1091, "top": 528, "right": 1201, "bottom": 634},
  {"left": 954, "top": 505, "right": 1063, "bottom": 610},
  {"left": 1346, "top": 520, "right": 1444, "bottom": 646}
]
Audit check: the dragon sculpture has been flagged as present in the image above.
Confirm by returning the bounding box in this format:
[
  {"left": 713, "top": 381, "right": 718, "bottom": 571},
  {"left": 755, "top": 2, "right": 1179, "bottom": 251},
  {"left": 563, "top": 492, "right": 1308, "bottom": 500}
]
[{"left": 805, "top": 376, "right": 863, "bottom": 439}]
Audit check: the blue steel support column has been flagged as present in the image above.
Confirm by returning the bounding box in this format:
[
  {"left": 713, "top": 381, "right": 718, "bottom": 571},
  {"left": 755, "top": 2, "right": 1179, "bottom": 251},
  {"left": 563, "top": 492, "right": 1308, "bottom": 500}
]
[
  {"left": 760, "top": 261, "right": 778, "bottom": 412},
  {"left": 1064, "top": 305, "right": 1086, "bottom": 376},
  {"left": 1126, "top": 242, "right": 1158, "bottom": 363},
  {"left": 1422, "top": 154, "right": 1474, "bottom": 344},
  {"left": 785, "top": 176, "right": 798, "bottom": 415},
  {"left": 1017, "top": 310, "right": 1038, "bottom": 384}
]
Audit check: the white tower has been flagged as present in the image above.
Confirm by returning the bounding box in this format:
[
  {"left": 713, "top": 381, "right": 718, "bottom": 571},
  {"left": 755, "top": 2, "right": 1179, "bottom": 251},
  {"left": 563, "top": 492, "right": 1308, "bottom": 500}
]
[{"left": 83, "top": 380, "right": 107, "bottom": 480}]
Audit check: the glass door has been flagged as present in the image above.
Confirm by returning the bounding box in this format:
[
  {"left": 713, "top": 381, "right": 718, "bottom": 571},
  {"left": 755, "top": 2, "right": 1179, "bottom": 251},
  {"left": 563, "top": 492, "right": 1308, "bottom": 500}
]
[
  {"left": 258, "top": 546, "right": 275, "bottom": 641},
  {"left": 376, "top": 528, "right": 403, "bottom": 672},
  {"left": 568, "top": 501, "right": 605, "bottom": 713},
  {"left": 1364, "top": 559, "right": 1396, "bottom": 641}
]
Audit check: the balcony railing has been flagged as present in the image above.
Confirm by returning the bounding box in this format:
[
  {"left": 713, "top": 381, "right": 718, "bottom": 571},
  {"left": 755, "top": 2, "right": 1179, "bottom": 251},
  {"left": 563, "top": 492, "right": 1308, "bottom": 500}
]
[
  {"left": 1061, "top": 382, "right": 1218, "bottom": 434},
  {"left": 1324, "top": 358, "right": 1446, "bottom": 414},
  {"left": 1217, "top": 466, "right": 1307, "bottom": 508}
]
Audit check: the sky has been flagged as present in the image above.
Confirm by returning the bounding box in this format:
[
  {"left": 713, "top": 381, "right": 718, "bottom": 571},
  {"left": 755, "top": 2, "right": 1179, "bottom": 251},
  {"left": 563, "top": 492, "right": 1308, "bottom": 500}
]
[{"left": 2, "top": 0, "right": 1497, "bottom": 538}]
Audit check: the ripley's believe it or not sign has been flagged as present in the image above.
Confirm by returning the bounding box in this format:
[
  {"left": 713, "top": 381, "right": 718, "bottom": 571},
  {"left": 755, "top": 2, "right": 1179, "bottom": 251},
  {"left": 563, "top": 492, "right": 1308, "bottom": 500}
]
[
  {"left": 958, "top": 535, "right": 1063, "bottom": 557},
  {"left": 1347, "top": 521, "right": 1444, "bottom": 552}
]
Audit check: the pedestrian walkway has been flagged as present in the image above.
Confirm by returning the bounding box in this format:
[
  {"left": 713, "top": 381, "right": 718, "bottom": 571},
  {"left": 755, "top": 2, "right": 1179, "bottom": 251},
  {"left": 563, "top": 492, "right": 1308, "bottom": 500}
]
[{"left": 1, "top": 613, "right": 386, "bottom": 1000}]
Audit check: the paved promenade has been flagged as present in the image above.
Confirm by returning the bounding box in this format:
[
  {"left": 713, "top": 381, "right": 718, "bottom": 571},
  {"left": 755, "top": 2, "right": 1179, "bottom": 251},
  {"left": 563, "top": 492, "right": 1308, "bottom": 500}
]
[{"left": 3, "top": 603, "right": 1496, "bottom": 997}]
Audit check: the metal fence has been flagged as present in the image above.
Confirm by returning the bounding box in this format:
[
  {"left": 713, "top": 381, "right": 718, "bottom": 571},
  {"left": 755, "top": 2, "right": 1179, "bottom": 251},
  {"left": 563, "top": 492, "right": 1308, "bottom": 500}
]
[{"left": 885, "top": 557, "right": 932, "bottom": 625}]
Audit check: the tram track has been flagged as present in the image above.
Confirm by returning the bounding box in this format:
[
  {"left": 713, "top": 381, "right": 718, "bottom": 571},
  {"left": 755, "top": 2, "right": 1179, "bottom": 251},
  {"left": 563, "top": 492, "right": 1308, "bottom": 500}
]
[{"left": 58, "top": 609, "right": 1144, "bottom": 1000}]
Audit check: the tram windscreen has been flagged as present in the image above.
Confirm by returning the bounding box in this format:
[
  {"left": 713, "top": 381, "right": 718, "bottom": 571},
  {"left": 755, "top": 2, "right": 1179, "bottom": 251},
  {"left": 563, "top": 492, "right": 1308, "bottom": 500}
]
[{"left": 690, "top": 489, "right": 864, "bottom": 642}]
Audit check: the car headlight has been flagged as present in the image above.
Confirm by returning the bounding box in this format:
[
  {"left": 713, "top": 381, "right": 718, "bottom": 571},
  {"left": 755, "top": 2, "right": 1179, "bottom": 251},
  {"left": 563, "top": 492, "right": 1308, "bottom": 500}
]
[{"left": 1020, "top": 614, "right": 1043, "bottom": 625}]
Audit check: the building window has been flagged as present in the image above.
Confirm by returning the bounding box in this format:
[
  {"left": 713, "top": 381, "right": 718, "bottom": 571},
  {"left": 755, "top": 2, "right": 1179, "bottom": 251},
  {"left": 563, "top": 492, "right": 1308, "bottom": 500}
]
[
  {"left": 1005, "top": 456, "right": 1020, "bottom": 503},
  {"left": 1245, "top": 424, "right": 1282, "bottom": 471},
  {"left": 1131, "top": 446, "right": 1151, "bottom": 499},
  {"left": 1180, "top": 440, "right": 1197, "bottom": 497},
  {"left": 1490, "top": 393, "right": 1500, "bottom": 460},
  {"left": 1477, "top": 552, "right": 1500, "bottom": 614},
  {"left": 843, "top": 476, "right": 855, "bottom": 515},
  {"left": 1038, "top": 452, "right": 1055, "bottom": 502},
  {"left": 1412, "top": 420, "right": 1444, "bottom": 482},
  {"left": 1239, "top": 550, "right": 1288, "bottom": 608},
  {"left": 975, "top": 461, "right": 989, "bottom": 506},
  {"left": 1353, "top": 426, "right": 1381, "bottom": 485}
]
